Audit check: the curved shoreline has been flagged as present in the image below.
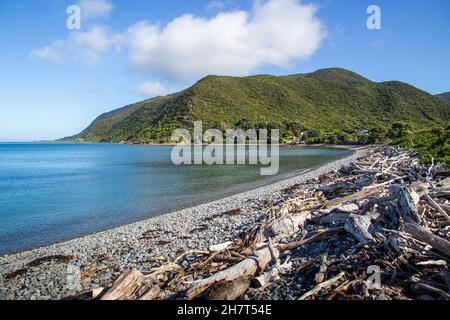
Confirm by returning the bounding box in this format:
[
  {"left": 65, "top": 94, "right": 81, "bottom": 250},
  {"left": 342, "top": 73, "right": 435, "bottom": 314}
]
[{"left": 0, "top": 146, "right": 368, "bottom": 300}]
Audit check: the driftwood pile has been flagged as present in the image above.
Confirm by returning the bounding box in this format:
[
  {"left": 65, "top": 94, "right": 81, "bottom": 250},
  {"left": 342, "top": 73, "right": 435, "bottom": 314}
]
[{"left": 68, "top": 146, "right": 450, "bottom": 300}]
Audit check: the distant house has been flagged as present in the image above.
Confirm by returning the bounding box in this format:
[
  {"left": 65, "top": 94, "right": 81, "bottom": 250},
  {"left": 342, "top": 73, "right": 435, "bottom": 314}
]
[{"left": 357, "top": 130, "right": 369, "bottom": 136}]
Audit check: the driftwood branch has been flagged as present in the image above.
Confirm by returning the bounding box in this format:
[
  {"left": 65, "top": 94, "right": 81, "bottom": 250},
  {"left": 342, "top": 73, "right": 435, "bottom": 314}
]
[
  {"left": 277, "top": 227, "right": 345, "bottom": 252},
  {"left": 298, "top": 271, "right": 345, "bottom": 300}
]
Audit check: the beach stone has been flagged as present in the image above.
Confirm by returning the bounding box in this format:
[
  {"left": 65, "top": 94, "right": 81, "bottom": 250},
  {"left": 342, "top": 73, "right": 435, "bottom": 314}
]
[{"left": 0, "top": 149, "right": 365, "bottom": 300}]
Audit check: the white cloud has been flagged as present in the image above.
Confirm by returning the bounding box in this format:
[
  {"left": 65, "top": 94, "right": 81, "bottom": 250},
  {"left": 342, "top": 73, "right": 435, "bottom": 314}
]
[
  {"left": 31, "top": 0, "right": 326, "bottom": 81},
  {"left": 135, "top": 81, "right": 168, "bottom": 97},
  {"left": 79, "top": 0, "right": 114, "bottom": 19},
  {"left": 68, "top": 26, "right": 111, "bottom": 64},
  {"left": 122, "top": 0, "right": 326, "bottom": 81},
  {"left": 31, "top": 26, "right": 112, "bottom": 65},
  {"left": 30, "top": 41, "right": 65, "bottom": 63}
]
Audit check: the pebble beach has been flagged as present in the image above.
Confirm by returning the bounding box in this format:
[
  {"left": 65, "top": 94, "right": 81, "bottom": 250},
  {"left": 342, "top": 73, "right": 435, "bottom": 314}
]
[{"left": 0, "top": 147, "right": 367, "bottom": 300}]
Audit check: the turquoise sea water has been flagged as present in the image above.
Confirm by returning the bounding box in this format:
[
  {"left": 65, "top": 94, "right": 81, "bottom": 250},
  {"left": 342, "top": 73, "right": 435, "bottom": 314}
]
[{"left": 0, "top": 143, "right": 352, "bottom": 254}]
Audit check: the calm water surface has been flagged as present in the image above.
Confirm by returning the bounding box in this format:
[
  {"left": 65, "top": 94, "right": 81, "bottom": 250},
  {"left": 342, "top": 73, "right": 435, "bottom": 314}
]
[{"left": 0, "top": 143, "right": 352, "bottom": 254}]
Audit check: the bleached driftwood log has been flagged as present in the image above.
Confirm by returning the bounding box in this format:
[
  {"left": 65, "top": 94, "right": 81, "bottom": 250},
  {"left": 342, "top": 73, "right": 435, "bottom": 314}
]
[
  {"left": 395, "top": 186, "right": 420, "bottom": 223},
  {"left": 186, "top": 244, "right": 279, "bottom": 299},
  {"left": 344, "top": 214, "right": 375, "bottom": 245},
  {"left": 101, "top": 269, "right": 143, "bottom": 300},
  {"left": 404, "top": 223, "right": 450, "bottom": 257}
]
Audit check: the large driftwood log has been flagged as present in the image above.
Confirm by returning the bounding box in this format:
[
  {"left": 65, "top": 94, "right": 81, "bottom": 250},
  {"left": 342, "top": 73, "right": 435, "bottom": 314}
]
[
  {"left": 404, "top": 223, "right": 450, "bottom": 257},
  {"left": 101, "top": 269, "right": 143, "bottom": 300},
  {"left": 395, "top": 186, "right": 420, "bottom": 223},
  {"left": 344, "top": 214, "right": 375, "bottom": 245},
  {"left": 186, "top": 244, "right": 279, "bottom": 299},
  {"left": 203, "top": 277, "right": 251, "bottom": 300}
]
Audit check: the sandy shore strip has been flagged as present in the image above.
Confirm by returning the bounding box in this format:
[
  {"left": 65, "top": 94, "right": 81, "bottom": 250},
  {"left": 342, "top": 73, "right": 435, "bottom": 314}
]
[{"left": 0, "top": 146, "right": 368, "bottom": 300}]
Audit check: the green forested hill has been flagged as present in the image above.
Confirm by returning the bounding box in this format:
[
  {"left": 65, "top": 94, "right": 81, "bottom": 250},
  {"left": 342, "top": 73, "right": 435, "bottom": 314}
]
[
  {"left": 62, "top": 68, "right": 450, "bottom": 143},
  {"left": 436, "top": 92, "right": 450, "bottom": 104}
]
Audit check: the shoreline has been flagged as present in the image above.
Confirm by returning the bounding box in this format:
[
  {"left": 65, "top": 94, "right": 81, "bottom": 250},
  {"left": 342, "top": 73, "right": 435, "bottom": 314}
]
[
  {"left": 29, "top": 140, "right": 365, "bottom": 148},
  {"left": 0, "top": 144, "right": 355, "bottom": 256},
  {"left": 0, "top": 146, "right": 368, "bottom": 300}
]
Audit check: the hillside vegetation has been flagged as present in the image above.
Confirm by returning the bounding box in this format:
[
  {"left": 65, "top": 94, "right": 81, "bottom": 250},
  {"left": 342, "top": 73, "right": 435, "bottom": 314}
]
[
  {"left": 393, "top": 125, "right": 450, "bottom": 167},
  {"left": 436, "top": 92, "right": 450, "bottom": 104},
  {"left": 63, "top": 68, "right": 450, "bottom": 147}
]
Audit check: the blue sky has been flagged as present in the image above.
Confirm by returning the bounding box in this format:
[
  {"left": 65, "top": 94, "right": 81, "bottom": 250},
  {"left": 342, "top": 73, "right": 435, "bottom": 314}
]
[{"left": 0, "top": 0, "right": 449, "bottom": 141}]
